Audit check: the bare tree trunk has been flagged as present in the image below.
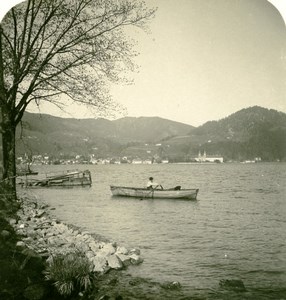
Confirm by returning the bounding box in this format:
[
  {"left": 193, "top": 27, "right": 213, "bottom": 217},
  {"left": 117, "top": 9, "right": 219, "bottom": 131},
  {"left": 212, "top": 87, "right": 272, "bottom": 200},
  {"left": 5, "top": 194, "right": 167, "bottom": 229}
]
[{"left": 1, "top": 108, "right": 16, "bottom": 197}]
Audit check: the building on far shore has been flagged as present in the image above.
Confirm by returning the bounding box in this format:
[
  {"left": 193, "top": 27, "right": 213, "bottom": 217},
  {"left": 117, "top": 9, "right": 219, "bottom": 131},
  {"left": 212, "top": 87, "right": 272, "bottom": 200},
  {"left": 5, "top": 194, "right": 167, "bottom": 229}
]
[{"left": 195, "top": 151, "right": 223, "bottom": 163}]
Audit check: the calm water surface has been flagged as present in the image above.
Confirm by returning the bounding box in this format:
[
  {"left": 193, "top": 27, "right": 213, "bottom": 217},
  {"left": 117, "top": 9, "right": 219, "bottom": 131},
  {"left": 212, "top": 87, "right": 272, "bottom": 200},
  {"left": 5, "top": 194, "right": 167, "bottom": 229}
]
[{"left": 21, "top": 163, "right": 286, "bottom": 298}]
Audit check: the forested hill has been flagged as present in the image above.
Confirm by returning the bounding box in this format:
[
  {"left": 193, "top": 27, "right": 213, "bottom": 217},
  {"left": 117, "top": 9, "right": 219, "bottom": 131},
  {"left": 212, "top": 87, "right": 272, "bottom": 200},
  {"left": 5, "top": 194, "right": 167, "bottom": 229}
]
[
  {"left": 15, "top": 113, "right": 194, "bottom": 158},
  {"left": 163, "top": 106, "right": 286, "bottom": 162},
  {"left": 192, "top": 106, "right": 286, "bottom": 141},
  {"left": 20, "top": 113, "right": 194, "bottom": 143},
  {"left": 13, "top": 106, "right": 286, "bottom": 162}
]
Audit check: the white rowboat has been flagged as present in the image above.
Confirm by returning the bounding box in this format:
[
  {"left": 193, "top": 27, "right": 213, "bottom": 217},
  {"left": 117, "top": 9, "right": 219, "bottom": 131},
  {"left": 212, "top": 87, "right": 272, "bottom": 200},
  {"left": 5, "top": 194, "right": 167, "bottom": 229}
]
[{"left": 110, "top": 186, "right": 199, "bottom": 200}]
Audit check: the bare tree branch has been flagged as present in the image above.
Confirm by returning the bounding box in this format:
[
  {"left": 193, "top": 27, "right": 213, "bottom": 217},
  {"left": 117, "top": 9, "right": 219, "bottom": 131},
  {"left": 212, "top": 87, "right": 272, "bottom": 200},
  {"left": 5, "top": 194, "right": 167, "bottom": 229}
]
[{"left": 0, "top": 0, "right": 156, "bottom": 188}]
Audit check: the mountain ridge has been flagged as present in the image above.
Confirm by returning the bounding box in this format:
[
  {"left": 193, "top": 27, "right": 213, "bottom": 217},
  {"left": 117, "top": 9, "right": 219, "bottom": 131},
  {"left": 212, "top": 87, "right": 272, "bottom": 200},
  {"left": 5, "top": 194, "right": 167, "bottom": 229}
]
[{"left": 12, "top": 106, "right": 286, "bottom": 162}]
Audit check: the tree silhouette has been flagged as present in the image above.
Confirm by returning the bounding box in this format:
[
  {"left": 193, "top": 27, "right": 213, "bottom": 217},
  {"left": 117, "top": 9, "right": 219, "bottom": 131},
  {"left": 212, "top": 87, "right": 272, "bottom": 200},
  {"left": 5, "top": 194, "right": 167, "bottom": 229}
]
[{"left": 0, "top": 0, "right": 155, "bottom": 194}]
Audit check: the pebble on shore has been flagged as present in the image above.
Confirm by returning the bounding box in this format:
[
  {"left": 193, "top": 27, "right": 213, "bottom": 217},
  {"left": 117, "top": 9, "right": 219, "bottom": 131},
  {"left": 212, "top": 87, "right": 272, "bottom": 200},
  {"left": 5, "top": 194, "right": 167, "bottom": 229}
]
[{"left": 9, "top": 196, "right": 143, "bottom": 274}]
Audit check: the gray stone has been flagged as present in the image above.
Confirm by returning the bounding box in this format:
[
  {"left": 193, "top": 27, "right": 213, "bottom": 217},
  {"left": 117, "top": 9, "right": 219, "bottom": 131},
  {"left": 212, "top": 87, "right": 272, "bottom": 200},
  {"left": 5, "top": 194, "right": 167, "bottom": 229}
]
[
  {"left": 107, "top": 254, "right": 123, "bottom": 270},
  {"left": 92, "top": 256, "right": 107, "bottom": 273},
  {"left": 101, "top": 243, "right": 116, "bottom": 255},
  {"left": 75, "top": 241, "right": 90, "bottom": 253},
  {"left": 129, "top": 248, "right": 140, "bottom": 255},
  {"left": 34, "top": 210, "right": 46, "bottom": 218},
  {"left": 81, "top": 231, "right": 90, "bottom": 235},
  {"left": 53, "top": 223, "right": 68, "bottom": 234},
  {"left": 116, "top": 246, "right": 128, "bottom": 255},
  {"left": 16, "top": 228, "right": 27, "bottom": 236},
  {"left": 23, "top": 236, "right": 33, "bottom": 243},
  {"left": 16, "top": 241, "right": 26, "bottom": 248},
  {"left": 45, "top": 231, "right": 55, "bottom": 238},
  {"left": 9, "top": 218, "right": 17, "bottom": 225},
  {"left": 219, "top": 279, "right": 246, "bottom": 292},
  {"left": 64, "top": 235, "right": 76, "bottom": 244},
  {"left": 129, "top": 254, "right": 143, "bottom": 265},
  {"left": 161, "top": 281, "right": 181, "bottom": 290},
  {"left": 115, "top": 253, "right": 131, "bottom": 267},
  {"left": 85, "top": 251, "right": 95, "bottom": 260},
  {"left": 89, "top": 241, "right": 101, "bottom": 253}
]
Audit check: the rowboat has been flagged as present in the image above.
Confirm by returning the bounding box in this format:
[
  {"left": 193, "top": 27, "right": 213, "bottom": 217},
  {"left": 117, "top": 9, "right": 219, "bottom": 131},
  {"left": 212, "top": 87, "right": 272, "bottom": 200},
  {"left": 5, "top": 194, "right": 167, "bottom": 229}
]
[
  {"left": 19, "top": 170, "right": 92, "bottom": 187},
  {"left": 110, "top": 186, "right": 199, "bottom": 200}
]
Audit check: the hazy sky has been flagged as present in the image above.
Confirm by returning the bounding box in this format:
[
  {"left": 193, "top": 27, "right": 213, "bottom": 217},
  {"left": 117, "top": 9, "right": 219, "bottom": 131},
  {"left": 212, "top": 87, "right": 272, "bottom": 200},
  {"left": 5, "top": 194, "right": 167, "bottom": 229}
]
[{"left": 1, "top": 0, "right": 286, "bottom": 126}]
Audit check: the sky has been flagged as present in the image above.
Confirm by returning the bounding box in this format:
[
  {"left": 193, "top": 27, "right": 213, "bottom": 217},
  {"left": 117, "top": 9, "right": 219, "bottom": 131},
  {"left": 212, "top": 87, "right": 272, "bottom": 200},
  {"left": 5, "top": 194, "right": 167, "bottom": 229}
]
[{"left": 1, "top": 0, "right": 286, "bottom": 126}]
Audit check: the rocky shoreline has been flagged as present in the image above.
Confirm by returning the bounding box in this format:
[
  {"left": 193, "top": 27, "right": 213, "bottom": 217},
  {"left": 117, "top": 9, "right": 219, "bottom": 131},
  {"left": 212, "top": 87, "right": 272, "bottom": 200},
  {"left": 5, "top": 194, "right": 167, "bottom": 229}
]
[
  {"left": 10, "top": 195, "right": 143, "bottom": 274},
  {"left": 3, "top": 193, "right": 189, "bottom": 299}
]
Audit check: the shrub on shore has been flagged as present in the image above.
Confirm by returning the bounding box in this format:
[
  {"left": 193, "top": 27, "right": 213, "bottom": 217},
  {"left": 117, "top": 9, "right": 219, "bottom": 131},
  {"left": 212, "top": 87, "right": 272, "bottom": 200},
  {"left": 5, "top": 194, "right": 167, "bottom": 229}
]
[{"left": 44, "top": 251, "right": 94, "bottom": 297}]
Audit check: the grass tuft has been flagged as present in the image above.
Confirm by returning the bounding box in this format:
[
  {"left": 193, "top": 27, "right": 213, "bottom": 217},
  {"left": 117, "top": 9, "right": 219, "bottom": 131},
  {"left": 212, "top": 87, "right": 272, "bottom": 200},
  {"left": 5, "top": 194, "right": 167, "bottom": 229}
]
[{"left": 44, "top": 250, "right": 93, "bottom": 296}]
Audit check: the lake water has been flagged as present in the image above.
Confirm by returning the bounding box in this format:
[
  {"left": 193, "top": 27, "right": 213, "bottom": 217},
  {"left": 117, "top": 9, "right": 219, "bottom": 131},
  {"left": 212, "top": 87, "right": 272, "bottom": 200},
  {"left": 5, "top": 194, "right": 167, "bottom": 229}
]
[{"left": 20, "top": 163, "right": 286, "bottom": 298}]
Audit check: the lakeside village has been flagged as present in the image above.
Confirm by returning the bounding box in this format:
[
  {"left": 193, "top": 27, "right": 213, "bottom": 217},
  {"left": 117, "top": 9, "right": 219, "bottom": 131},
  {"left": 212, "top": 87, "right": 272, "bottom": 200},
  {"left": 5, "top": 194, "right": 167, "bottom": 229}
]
[
  {"left": 16, "top": 150, "right": 262, "bottom": 166},
  {"left": 17, "top": 150, "right": 224, "bottom": 166}
]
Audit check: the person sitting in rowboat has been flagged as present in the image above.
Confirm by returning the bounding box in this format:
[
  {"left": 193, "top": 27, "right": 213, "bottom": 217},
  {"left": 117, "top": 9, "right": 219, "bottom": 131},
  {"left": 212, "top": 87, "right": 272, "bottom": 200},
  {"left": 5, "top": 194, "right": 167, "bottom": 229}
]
[{"left": 147, "top": 177, "right": 163, "bottom": 190}]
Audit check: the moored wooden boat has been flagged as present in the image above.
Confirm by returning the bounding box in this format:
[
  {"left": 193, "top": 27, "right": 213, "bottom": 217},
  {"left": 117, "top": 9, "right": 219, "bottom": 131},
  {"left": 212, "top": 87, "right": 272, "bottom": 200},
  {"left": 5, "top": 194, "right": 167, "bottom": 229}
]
[
  {"left": 110, "top": 186, "right": 199, "bottom": 200},
  {"left": 19, "top": 170, "right": 92, "bottom": 187},
  {"left": 17, "top": 169, "right": 39, "bottom": 176}
]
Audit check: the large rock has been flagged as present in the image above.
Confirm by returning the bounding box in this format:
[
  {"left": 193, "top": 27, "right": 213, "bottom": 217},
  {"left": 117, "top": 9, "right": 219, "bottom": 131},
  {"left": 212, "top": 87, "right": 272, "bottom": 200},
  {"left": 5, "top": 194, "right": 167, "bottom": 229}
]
[
  {"left": 116, "top": 246, "right": 128, "bottom": 255},
  {"left": 45, "top": 231, "right": 55, "bottom": 238},
  {"left": 89, "top": 241, "right": 101, "bottom": 253},
  {"left": 115, "top": 253, "right": 131, "bottom": 267},
  {"left": 46, "top": 236, "right": 66, "bottom": 247},
  {"left": 100, "top": 243, "right": 116, "bottom": 255},
  {"left": 33, "top": 209, "right": 46, "bottom": 218},
  {"left": 9, "top": 218, "right": 17, "bottom": 225},
  {"left": 53, "top": 223, "right": 68, "bottom": 234},
  {"left": 107, "top": 254, "right": 123, "bottom": 270},
  {"left": 219, "top": 279, "right": 246, "bottom": 292},
  {"left": 130, "top": 248, "right": 140, "bottom": 255},
  {"left": 92, "top": 256, "right": 107, "bottom": 273},
  {"left": 75, "top": 241, "right": 90, "bottom": 253},
  {"left": 16, "top": 241, "right": 26, "bottom": 249},
  {"left": 129, "top": 254, "right": 143, "bottom": 265},
  {"left": 161, "top": 281, "right": 181, "bottom": 290},
  {"left": 85, "top": 250, "right": 95, "bottom": 260}
]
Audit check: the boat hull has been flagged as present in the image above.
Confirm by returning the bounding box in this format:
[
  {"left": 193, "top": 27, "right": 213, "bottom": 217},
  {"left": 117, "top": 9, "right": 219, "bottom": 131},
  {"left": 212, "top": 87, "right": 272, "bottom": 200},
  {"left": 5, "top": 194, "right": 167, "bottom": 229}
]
[
  {"left": 19, "top": 170, "right": 92, "bottom": 188},
  {"left": 110, "top": 186, "right": 199, "bottom": 200},
  {"left": 35, "top": 177, "right": 91, "bottom": 187},
  {"left": 17, "top": 171, "right": 39, "bottom": 176}
]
